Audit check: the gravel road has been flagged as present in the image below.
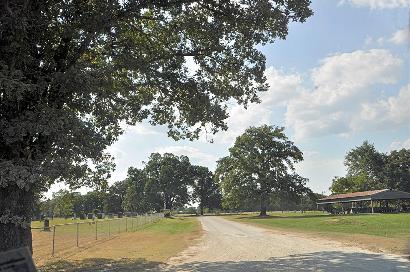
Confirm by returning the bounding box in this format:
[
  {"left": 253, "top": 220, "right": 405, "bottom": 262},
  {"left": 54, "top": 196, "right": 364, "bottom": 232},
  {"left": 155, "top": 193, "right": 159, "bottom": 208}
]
[{"left": 167, "top": 216, "right": 410, "bottom": 272}]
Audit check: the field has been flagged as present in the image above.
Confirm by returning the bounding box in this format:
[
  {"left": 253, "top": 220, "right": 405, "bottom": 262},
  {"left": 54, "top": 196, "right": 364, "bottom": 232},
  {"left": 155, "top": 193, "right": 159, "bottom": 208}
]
[
  {"left": 33, "top": 217, "right": 201, "bottom": 271},
  {"left": 225, "top": 212, "right": 410, "bottom": 254}
]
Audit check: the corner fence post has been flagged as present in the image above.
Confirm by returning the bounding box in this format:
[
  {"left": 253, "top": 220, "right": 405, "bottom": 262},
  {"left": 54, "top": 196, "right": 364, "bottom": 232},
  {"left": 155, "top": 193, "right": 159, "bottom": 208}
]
[{"left": 52, "top": 225, "right": 56, "bottom": 256}]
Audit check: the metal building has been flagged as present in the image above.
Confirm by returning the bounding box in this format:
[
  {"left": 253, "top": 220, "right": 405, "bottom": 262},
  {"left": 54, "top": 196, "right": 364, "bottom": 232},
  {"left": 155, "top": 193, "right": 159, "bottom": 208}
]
[{"left": 317, "top": 189, "right": 410, "bottom": 214}]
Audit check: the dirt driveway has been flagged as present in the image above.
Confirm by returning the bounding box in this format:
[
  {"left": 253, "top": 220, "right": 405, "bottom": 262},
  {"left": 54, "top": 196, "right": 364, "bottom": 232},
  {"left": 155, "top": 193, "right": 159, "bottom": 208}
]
[{"left": 167, "top": 216, "right": 410, "bottom": 272}]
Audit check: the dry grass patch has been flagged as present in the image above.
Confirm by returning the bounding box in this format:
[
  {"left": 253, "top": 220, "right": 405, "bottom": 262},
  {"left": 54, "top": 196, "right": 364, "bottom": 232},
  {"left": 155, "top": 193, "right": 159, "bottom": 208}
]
[{"left": 36, "top": 217, "right": 201, "bottom": 271}]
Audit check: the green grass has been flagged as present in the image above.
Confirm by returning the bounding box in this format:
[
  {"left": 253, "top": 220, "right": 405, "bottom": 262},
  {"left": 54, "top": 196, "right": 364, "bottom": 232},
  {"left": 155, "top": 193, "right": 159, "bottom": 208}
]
[
  {"left": 143, "top": 216, "right": 199, "bottom": 235},
  {"left": 226, "top": 212, "right": 410, "bottom": 238}
]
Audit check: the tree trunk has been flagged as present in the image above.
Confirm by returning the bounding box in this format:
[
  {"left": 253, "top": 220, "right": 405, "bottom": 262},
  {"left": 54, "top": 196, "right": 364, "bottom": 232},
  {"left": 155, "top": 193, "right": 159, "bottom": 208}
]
[
  {"left": 0, "top": 185, "right": 34, "bottom": 253},
  {"left": 259, "top": 192, "right": 267, "bottom": 216}
]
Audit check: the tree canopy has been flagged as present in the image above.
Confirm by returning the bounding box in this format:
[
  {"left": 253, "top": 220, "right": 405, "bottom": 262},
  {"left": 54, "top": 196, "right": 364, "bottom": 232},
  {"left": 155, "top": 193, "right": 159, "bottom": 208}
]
[
  {"left": 215, "top": 125, "right": 309, "bottom": 216},
  {"left": 330, "top": 141, "right": 410, "bottom": 194},
  {"left": 122, "top": 167, "right": 150, "bottom": 213},
  {"left": 0, "top": 0, "right": 312, "bottom": 251},
  {"left": 144, "top": 153, "right": 193, "bottom": 210},
  {"left": 192, "top": 165, "right": 222, "bottom": 215}
]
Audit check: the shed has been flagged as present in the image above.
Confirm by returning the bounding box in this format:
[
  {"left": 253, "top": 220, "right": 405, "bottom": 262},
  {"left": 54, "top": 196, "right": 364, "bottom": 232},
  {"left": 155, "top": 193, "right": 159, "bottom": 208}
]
[{"left": 317, "top": 189, "right": 410, "bottom": 213}]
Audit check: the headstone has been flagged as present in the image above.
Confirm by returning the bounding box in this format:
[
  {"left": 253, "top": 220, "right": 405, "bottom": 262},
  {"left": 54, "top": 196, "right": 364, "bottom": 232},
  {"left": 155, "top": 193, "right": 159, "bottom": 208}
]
[
  {"left": 87, "top": 213, "right": 94, "bottom": 220},
  {"left": 124, "top": 212, "right": 132, "bottom": 217},
  {"left": 0, "top": 247, "right": 37, "bottom": 272},
  {"left": 117, "top": 212, "right": 123, "bottom": 218},
  {"left": 43, "top": 219, "right": 50, "bottom": 231},
  {"left": 163, "top": 209, "right": 171, "bottom": 218},
  {"left": 79, "top": 213, "right": 86, "bottom": 220},
  {"left": 96, "top": 213, "right": 103, "bottom": 219}
]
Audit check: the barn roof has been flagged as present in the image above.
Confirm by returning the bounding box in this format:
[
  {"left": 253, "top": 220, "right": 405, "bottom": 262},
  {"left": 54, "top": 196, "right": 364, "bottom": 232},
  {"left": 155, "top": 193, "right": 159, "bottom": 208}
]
[{"left": 317, "top": 189, "right": 410, "bottom": 204}]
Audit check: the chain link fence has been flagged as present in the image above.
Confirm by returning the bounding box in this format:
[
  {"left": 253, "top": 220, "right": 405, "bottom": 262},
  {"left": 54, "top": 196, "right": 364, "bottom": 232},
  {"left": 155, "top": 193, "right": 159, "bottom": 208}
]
[{"left": 31, "top": 213, "right": 163, "bottom": 261}]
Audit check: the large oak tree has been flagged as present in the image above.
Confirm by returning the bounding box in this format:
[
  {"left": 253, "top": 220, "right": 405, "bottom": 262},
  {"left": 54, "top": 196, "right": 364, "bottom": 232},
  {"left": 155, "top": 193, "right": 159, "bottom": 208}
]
[
  {"left": 144, "top": 153, "right": 193, "bottom": 211},
  {"left": 216, "top": 125, "right": 309, "bottom": 216},
  {"left": 0, "top": 0, "right": 312, "bottom": 251},
  {"left": 192, "top": 165, "right": 221, "bottom": 215}
]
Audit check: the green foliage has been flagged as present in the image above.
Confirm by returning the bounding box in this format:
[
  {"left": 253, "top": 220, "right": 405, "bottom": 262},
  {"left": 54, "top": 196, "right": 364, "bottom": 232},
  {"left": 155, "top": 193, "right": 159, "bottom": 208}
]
[
  {"left": 330, "top": 174, "right": 368, "bottom": 194},
  {"left": 105, "top": 180, "right": 129, "bottom": 213},
  {"left": 330, "top": 141, "right": 410, "bottom": 194},
  {"left": 216, "top": 125, "right": 309, "bottom": 215},
  {"left": 344, "top": 141, "right": 385, "bottom": 189},
  {"left": 144, "top": 153, "right": 193, "bottom": 210},
  {"left": 0, "top": 0, "right": 313, "bottom": 193},
  {"left": 191, "top": 166, "right": 222, "bottom": 215},
  {"left": 122, "top": 168, "right": 149, "bottom": 213},
  {"left": 384, "top": 149, "right": 410, "bottom": 192},
  {"left": 52, "top": 190, "right": 76, "bottom": 218}
]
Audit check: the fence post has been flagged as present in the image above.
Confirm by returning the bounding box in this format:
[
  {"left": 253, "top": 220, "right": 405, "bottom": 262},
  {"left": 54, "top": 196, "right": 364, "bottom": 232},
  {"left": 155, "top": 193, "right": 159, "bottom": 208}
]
[
  {"left": 108, "top": 220, "right": 111, "bottom": 237},
  {"left": 52, "top": 225, "right": 56, "bottom": 256},
  {"left": 126, "top": 217, "right": 128, "bottom": 232},
  {"left": 131, "top": 217, "right": 134, "bottom": 231},
  {"left": 76, "top": 223, "right": 79, "bottom": 247},
  {"left": 118, "top": 219, "right": 120, "bottom": 234},
  {"left": 95, "top": 221, "right": 98, "bottom": 240}
]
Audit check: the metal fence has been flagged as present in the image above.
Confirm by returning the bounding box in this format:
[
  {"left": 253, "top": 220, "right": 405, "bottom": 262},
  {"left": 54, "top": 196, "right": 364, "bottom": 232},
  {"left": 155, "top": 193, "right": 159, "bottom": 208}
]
[{"left": 32, "top": 213, "right": 163, "bottom": 260}]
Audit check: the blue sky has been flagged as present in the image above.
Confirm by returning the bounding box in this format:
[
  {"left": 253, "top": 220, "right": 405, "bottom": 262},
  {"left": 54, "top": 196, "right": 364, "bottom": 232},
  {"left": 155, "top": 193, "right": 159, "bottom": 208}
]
[{"left": 48, "top": 0, "right": 410, "bottom": 197}]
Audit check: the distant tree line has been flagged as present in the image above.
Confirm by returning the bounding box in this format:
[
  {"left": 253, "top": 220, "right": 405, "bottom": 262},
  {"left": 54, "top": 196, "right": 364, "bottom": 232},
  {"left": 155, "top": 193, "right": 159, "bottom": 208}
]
[
  {"left": 34, "top": 153, "right": 222, "bottom": 218},
  {"left": 34, "top": 125, "right": 329, "bottom": 219},
  {"left": 330, "top": 141, "right": 410, "bottom": 194}
]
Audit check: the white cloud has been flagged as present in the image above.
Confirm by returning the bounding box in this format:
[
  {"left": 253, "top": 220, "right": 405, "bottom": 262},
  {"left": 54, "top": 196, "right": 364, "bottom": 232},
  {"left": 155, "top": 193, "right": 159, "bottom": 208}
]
[
  {"left": 389, "top": 27, "right": 410, "bottom": 45},
  {"left": 285, "top": 49, "right": 404, "bottom": 140},
  {"left": 214, "top": 68, "right": 303, "bottom": 143},
  {"left": 390, "top": 138, "right": 410, "bottom": 150},
  {"left": 357, "top": 84, "right": 410, "bottom": 129},
  {"left": 367, "top": 27, "right": 410, "bottom": 47},
  {"left": 342, "top": 0, "right": 410, "bottom": 9},
  {"left": 264, "top": 67, "right": 304, "bottom": 106},
  {"left": 154, "top": 145, "right": 218, "bottom": 169}
]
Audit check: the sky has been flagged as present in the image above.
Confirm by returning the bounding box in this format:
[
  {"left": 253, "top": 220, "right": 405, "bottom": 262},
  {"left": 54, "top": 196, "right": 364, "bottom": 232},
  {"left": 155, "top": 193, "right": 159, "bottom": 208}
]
[{"left": 47, "top": 0, "right": 410, "bottom": 197}]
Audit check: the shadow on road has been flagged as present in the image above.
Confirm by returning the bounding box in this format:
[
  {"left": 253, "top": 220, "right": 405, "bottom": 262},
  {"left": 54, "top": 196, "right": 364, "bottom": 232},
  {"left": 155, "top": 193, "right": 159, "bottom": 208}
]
[
  {"left": 38, "top": 251, "right": 410, "bottom": 271},
  {"left": 169, "top": 251, "right": 410, "bottom": 272}
]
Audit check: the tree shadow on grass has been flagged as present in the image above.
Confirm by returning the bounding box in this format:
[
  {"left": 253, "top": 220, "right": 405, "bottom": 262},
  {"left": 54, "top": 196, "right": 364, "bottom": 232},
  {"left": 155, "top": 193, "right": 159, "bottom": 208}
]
[
  {"left": 170, "top": 251, "right": 410, "bottom": 272},
  {"left": 39, "top": 258, "right": 165, "bottom": 272}
]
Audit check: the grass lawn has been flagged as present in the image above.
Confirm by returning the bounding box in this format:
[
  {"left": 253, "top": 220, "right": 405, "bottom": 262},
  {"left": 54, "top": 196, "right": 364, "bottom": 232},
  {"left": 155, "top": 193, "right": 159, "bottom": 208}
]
[
  {"left": 36, "top": 217, "right": 201, "bottom": 271},
  {"left": 225, "top": 212, "right": 410, "bottom": 254},
  {"left": 226, "top": 212, "right": 410, "bottom": 238}
]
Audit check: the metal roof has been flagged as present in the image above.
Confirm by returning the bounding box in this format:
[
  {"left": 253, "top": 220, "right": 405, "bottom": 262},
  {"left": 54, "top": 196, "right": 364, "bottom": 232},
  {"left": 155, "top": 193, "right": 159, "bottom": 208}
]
[{"left": 317, "top": 189, "right": 410, "bottom": 204}]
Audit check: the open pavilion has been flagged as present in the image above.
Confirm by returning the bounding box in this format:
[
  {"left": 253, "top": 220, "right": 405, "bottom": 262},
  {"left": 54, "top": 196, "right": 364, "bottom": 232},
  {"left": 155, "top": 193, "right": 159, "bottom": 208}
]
[{"left": 317, "top": 189, "right": 410, "bottom": 214}]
